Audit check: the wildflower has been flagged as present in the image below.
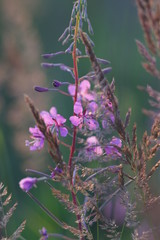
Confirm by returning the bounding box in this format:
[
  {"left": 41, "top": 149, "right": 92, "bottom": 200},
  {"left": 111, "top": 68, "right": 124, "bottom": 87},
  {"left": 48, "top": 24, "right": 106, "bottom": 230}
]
[
  {"left": 25, "top": 125, "right": 45, "bottom": 151},
  {"left": 105, "top": 137, "right": 122, "bottom": 157},
  {"left": 68, "top": 80, "right": 96, "bottom": 101},
  {"left": 41, "top": 107, "right": 68, "bottom": 137},
  {"left": 19, "top": 177, "right": 37, "bottom": 192},
  {"left": 69, "top": 101, "right": 99, "bottom": 130},
  {"left": 51, "top": 166, "right": 63, "bottom": 178},
  {"left": 86, "top": 136, "right": 103, "bottom": 156},
  {"left": 79, "top": 80, "right": 96, "bottom": 101},
  {"left": 40, "top": 227, "right": 48, "bottom": 240}
]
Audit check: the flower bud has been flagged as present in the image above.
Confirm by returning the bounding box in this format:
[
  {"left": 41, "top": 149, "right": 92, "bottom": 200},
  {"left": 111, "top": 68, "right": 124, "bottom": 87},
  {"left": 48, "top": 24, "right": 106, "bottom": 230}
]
[
  {"left": 19, "top": 177, "right": 37, "bottom": 192},
  {"left": 34, "top": 86, "right": 49, "bottom": 92}
]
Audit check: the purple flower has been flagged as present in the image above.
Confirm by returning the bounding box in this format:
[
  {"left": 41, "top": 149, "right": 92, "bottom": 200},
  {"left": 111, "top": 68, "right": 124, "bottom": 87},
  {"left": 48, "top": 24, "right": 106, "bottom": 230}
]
[
  {"left": 105, "top": 137, "right": 122, "bottom": 158},
  {"left": 19, "top": 177, "right": 37, "bottom": 192},
  {"left": 86, "top": 136, "right": 103, "bottom": 156},
  {"left": 79, "top": 80, "right": 96, "bottom": 101},
  {"left": 40, "top": 107, "right": 68, "bottom": 137},
  {"left": 40, "top": 227, "right": 48, "bottom": 240},
  {"left": 25, "top": 125, "right": 45, "bottom": 151},
  {"left": 51, "top": 166, "right": 63, "bottom": 178},
  {"left": 68, "top": 80, "right": 96, "bottom": 101},
  {"left": 69, "top": 101, "right": 99, "bottom": 130}
]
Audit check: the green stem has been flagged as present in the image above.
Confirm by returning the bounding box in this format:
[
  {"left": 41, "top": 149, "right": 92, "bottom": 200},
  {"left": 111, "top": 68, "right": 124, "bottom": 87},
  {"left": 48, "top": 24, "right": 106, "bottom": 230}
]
[
  {"left": 27, "top": 192, "right": 64, "bottom": 228},
  {"left": 120, "top": 221, "right": 125, "bottom": 240}
]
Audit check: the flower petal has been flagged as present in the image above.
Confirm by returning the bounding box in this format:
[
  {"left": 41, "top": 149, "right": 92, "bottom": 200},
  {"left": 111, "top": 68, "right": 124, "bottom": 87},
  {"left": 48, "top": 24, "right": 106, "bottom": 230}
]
[
  {"left": 31, "top": 139, "right": 44, "bottom": 151},
  {"left": 80, "top": 80, "right": 91, "bottom": 92},
  {"left": 19, "top": 177, "right": 37, "bottom": 192},
  {"left": 70, "top": 116, "right": 82, "bottom": 126},
  {"left": 84, "top": 93, "right": 95, "bottom": 101},
  {"left": 68, "top": 84, "right": 75, "bottom": 96},
  {"left": 85, "top": 118, "right": 99, "bottom": 130},
  {"left": 40, "top": 111, "right": 54, "bottom": 126},
  {"left": 50, "top": 107, "right": 57, "bottom": 118},
  {"left": 105, "top": 146, "right": 114, "bottom": 155},
  {"left": 29, "top": 126, "right": 44, "bottom": 138},
  {"left": 94, "top": 146, "right": 103, "bottom": 155},
  {"left": 110, "top": 137, "right": 122, "bottom": 147},
  {"left": 86, "top": 136, "right": 99, "bottom": 145},
  {"left": 88, "top": 101, "right": 98, "bottom": 114},
  {"left": 59, "top": 127, "right": 68, "bottom": 137},
  {"left": 74, "top": 101, "right": 83, "bottom": 115},
  {"left": 56, "top": 114, "right": 66, "bottom": 125}
]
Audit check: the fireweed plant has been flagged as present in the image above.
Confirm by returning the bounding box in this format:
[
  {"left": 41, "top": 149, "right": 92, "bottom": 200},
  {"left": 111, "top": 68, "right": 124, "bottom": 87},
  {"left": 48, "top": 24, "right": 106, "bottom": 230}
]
[{"left": 18, "top": 0, "right": 160, "bottom": 239}]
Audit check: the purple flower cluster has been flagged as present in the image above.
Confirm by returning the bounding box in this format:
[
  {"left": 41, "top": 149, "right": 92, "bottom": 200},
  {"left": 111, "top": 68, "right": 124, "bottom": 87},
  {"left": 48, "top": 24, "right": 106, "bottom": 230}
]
[
  {"left": 25, "top": 106, "right": 68, "bottom": 151},
  {"left": 19, "top": 2, "right": 126, "bottom": 239},
  {"left": 85, "top": 136, "right": 122, "bottom": 159},
  {"left": 22, "top": 41, "right": 122, "bottom": 181}
]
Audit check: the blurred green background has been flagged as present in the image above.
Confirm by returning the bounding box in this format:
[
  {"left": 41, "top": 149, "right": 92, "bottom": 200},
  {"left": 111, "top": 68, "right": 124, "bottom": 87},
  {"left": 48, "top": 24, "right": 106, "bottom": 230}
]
[{"left": 0, "top": 0, "right": 159, "bottom": 239}]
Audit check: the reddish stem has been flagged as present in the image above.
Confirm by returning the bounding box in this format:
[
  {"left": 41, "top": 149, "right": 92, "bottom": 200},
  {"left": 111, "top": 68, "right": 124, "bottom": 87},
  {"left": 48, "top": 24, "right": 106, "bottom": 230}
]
[
  {"left": 67, "top": 14, "right": 84, "bottom": 240},
  {"left": 68, "top": 24, "right": 79, "bottom": 171}
]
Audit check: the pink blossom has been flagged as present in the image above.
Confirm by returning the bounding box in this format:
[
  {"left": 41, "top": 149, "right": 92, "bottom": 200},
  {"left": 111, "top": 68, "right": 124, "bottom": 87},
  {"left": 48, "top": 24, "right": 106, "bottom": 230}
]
[
  {"left": 105, "top": 137, "right": 122, "bottom": 158},
  {"left": 86, "top": 136, "right": 103, "bottom": 156},
  {"left": 68, "top": 80, "right": 96, "bottom": 101},
  {"left": 25, "top": 125, "right": 45, "bottom": 151},
  {"left": 40, "top": 107, "right": 68, "bottom": 137},
  {"left": 69, "top": 101, "right": 99, "bottom": 130}
]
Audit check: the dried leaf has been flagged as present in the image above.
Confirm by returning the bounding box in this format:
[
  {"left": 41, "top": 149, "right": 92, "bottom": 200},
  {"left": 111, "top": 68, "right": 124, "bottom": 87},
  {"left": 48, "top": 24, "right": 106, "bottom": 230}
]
[{"left": 124, "top": 108, "right": 131, "bottom": 128}]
